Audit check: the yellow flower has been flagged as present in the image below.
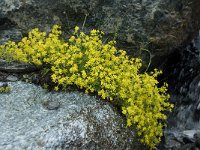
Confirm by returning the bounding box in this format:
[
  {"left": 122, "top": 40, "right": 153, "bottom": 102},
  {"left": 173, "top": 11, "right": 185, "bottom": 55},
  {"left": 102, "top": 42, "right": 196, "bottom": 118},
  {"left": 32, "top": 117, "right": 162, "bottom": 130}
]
[
  {"left": 69, "top": 36, "right": 75, "bottom": 42},
  {"left": 54, "top": 86, "right": 59, "bottom": 91},
  {"left": 75, "top": 26, "right": 79, "bottom": 33},
  {"left": 0, "top": 24, "right": 172, "bottom": 149},
  {"left": 90, "top": 29, "right": 97, "bottom": 35},
  {"left": 81, "top": 70, "right": 87, "bottom": 79}
]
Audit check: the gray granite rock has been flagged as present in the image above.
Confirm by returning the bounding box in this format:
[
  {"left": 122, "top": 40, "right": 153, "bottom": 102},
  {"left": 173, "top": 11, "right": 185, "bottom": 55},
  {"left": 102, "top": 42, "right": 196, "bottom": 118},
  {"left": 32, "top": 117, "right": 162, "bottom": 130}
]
[
  {"left": 0, "top": 81, "right": 143, "bottom": 150},
  {"left": 6, "top": 75, "right": 18, "bottom": 82}
]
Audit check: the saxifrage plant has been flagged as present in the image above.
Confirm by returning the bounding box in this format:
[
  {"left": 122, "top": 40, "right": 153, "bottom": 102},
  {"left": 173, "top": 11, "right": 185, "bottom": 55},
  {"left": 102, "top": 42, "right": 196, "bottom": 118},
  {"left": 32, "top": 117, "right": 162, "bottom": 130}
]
[{"left": 0, "top": 25, "right": 173, "bottom": 149}]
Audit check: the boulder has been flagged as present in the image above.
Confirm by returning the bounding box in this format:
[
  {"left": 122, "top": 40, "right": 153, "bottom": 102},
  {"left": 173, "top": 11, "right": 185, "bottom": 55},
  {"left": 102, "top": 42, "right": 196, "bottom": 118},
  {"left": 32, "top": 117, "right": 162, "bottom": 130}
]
[
  {"left": 0, "top": 0, "right": 200, "bottom": 67},
  {"left": 0, "top": 81, "right": 145, "bottom": 150}
]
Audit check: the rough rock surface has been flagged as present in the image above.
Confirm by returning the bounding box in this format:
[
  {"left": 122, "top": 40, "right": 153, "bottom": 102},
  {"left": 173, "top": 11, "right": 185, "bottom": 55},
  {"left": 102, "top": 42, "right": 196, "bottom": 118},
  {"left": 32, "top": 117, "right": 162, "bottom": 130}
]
[
  {"left": 0, "top": 81, "right": 144, "bottom": 150},
  {"left": 0, "top": 59, "right": 38, "bottom": 73},
  {"left": 0, "top": 0, "right": 200, "bottom": 67},
  {"left": 158, "top": 30, "right": 200, "bottom": 149}
]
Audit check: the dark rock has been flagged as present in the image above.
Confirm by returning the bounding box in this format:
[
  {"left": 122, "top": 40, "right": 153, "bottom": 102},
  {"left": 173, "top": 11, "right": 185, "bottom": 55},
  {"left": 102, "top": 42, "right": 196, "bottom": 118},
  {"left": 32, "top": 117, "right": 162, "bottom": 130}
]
[
  {"left": 0, "top": 0, "right": 200, "bottom": 67},
  {"left": 0, "top": 59, "right": 38, "bottom": 73},
  {"left": 194, "top": 132, "right": 200, "bottom": 148},
  {"left": 183, "top": 136, "right": 195, "bottom": 144},
  {"left": 0, "top": 16, "right": 21, "bottom": 44},
  {"left": 162, "top": 131, "right": 182, "bottom": 150},
  {"left": 161, "top": 130, "right": 199, "bottom": 150},
  {"left": 0, "top": 71, "right": 9, "bottom": 81},
  {"left": 178, "top": 143, "right": 195, "bottom": 150},
  {"left": 0, "top": 28, "right": 22, "bottom": 44},
  {"left": 188, "top": 74, "right": 200, "bottom": 102},
  {"left": 160, "top": 31, "right": 200, "bottom": 149},
  {"left": 31, "top": 74, "right": 40, "bottom": 84}
]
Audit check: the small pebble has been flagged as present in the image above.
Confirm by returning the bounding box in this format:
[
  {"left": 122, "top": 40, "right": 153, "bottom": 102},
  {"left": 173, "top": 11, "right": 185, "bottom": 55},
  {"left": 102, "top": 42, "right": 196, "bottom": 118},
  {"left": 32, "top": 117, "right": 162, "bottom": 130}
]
[
  {"left": 42, "top": 100, "right": 60, "bottom": 110},
  {"left": 6, "top": 75, "right": 18, "bottom": 82}
]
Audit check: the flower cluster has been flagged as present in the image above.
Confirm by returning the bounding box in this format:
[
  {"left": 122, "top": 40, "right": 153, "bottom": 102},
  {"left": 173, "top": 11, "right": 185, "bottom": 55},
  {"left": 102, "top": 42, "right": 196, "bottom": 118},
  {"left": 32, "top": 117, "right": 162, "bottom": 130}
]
[
  {"left": 0, "top": 84, "right": 11, "bottom": 93},
  {"left": 0, "top": 25, "right": 173, "bottom": 149}
]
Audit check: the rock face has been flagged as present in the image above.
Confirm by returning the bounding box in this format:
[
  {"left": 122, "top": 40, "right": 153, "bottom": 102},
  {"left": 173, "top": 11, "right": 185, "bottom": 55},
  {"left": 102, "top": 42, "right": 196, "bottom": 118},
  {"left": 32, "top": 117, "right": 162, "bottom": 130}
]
[
  {"left": 158, "top": 30, "right": 200, "bottom": 149},
  {"left": 0, "top": 0, "right": 200, "bottom": 67},
  {"left": 0, "top": 81, "right": 144, "bottom": 150}
]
